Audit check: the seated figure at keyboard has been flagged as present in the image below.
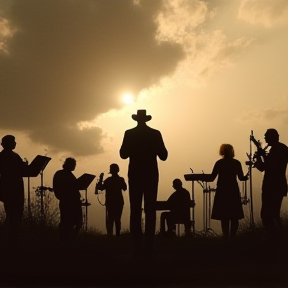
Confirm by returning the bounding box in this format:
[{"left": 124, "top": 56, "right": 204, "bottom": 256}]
[{"left": 160, "top": 179, "right": 191, "bottom": 235}]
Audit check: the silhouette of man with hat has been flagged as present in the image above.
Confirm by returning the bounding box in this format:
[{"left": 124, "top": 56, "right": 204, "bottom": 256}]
[{"left": 120, "top": 109, "right": 168, "bottom": 256}]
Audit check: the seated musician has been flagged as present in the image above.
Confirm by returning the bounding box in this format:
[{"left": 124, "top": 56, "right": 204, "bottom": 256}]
[{"left": 160, "top": 178, "right": 191, "bottom": 235}]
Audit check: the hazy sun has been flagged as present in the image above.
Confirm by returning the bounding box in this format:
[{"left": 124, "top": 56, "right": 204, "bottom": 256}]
[{"left": 122, "top": 93, "right": 134, "bottom": 105}]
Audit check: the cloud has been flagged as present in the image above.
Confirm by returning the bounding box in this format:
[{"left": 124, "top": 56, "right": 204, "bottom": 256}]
[
  {"left": 238, "top": 0, "right": 288, "bottom": 27},
  {"left": 238, "top": 107, "right": 288, "bottom": 124},
  {"left": 0, "top": 0, "right": 184, "bottom": 156},
  {"left": 155, "top": 0, "right": 254, "bottom": 86},
  {"left": 0, "top": 0, "right": 257, "bottom": 156}
]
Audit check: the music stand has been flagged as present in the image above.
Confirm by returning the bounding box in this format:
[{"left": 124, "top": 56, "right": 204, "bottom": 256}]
[
  {"left": 23, "top": 155, "right": 51, "bottom": 232},
  {"left": 78, "top": 173, "right": 96, "bottom": 231},
  {"left": 201, "top": 184, "right": 218, "bottom": 236},
  {"left": 184, "top": 173, "right": 218, "bottom": 236},
  {"left": 184, "top": 173, "right": 209, "bottom": 235}
]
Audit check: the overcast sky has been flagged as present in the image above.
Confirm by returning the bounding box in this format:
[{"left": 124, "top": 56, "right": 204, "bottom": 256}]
[{"left": 1, "top": 0, "right": 288, "bottom": 233}]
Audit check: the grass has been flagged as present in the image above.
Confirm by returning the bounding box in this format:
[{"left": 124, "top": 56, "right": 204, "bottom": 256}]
[{"left": 0, "top": 211, "right": 287, "bottom": 288}]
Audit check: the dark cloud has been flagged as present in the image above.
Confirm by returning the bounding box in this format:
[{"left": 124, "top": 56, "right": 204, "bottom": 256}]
[{"left": 0, "top": 0, "right": 184, "bottom": 156}]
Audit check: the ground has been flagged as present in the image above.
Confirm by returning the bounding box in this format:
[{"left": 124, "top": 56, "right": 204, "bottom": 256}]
[{"left": 0, "top": 230, "right": 287, "bottom": 288}]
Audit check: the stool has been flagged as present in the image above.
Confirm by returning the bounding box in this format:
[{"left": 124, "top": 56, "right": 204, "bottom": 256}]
[{"left": 175, "top": 220, "right": 193, "bottom": 236}]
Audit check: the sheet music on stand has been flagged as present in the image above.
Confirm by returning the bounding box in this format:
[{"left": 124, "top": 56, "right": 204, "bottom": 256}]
[
  {"left": 77, "top": 173, "right": 96, "bottom": 190},
  {"left": 21, "top": 155, "right": 51, "bottom": 236},
  {"left": 77, "top": 173, "right": 96, "bottom": 231},
  {"left": 22, "top": 155, "right": 51, "bottom": 177}
]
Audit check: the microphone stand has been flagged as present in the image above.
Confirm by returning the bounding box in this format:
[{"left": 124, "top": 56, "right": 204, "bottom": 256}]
[
  {"left": 24, "top": 158, "right": 32, "bottom": 236},
  {"left": 245, "top": 130, "right": 255, "bottom": 228}
]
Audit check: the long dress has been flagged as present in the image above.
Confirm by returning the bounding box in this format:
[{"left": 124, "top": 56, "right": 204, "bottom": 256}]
[{"left": 210, "top": 157, "right": 245, "bottom": 220}]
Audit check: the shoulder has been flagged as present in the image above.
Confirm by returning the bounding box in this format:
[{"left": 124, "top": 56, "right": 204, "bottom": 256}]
[
  {"left": 104, "top": 176, "right": 111, "bottom": 183},
  {"left": 54, "top": 169, "right": 67, "bottom": 178},
  {"left": 182, "top": 188, "right": 190, "bottom": 197},
  {"left": 148, "top": 127, "right": 161, "bottom": 134},
  {"left": 232, "top": 158, "right": 241, "bottom": 165},
  {"left": 12, "top": 151, "right": 21, "bottom": 157},
  {"left": 54, "top": 169, "right": 63, "bottom": 176},
  {"left": 169, "top": 191, "right": 177, "bottom": 198},
  {"left": 214, "top": 159, "right": 222, "bottom": 165},
  {"left": 124, "top": 127, "right": 137, "bottom": 134},
  {"left": 278, "top": 142, "right": 288, "bottom": 150}
]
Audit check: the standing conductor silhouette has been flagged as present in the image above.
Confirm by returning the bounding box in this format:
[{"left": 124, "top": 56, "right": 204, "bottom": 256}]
[{"left": 120, "top": 110, "right": 168, "bottom": 256}]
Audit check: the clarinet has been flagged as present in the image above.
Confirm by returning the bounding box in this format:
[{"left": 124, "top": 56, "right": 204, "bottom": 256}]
[{"left": 95, "top": 172, "right": 104, "bottom": 195}]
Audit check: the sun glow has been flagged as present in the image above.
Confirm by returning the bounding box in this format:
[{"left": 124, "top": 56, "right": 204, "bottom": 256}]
[{"left": 122, "top": 93, "right": 134, "bottom": 105}]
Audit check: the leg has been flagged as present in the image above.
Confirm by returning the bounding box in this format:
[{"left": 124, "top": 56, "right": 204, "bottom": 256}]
[
  {"left": 230, "top": 219, "right": 239, "bottom": 238},
  {"left": 160, "top": 212, "right": 169, "bottom": 233},
  {"left": 129, "top": 181, "right": 144, "bottom": 251},
  {"left": 59, "top": 202, "right": 75, "bottom": 242},
  {"left": 3, "top": 196, "right": 24, "bottom": 241},
  {"left": 261, "top": 193, "right": 274, "bottom": 241},
  {"left": 261, "top": 193, "right": 284, "bottom": 241},
  {"left": 221, "top": 219, "right": 229, "bottom": 238},
  {"left": 106, "top": 207, "right": 113, "bottom": 236},
  {"left": 114, "top": 205, "right": 123, "bottom": 236},
  {"left": 272, "top": 195, "right": 284, "bottom": 239},
  {"left": 184, "top": 220, "right": 191, "bottom": 235},
  {"left": 166, "top": 213, "right": 175, "bottom": 233},
  {"left": 73, "top": 200, "right": 83, "bottom": 237},
  {"left": 143, "top": 181, "right": 158, "bottom": 251}
]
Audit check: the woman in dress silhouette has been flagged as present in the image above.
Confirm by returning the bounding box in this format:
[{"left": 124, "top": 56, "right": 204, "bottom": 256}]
[{"left": 209, "top": 144, "right": 248, "bottom": 239}]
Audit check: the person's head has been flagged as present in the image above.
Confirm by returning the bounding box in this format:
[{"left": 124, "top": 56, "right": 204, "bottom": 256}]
[
  {"left": 219, "top": 144, "right": 235, "bottom": 158},
  {"left": 109, "top": 163, "right": 119, "bottom": 175},
  {"left": 172, "top": 178, "right": 183, "bottom": 190},
  {"left": 264, "top": 128, "right": 279, "bottom": 146},
  {"left": 132, "top": 109, "right": 152, "bottom": 124},
  {"left": 1, "top": 135, "right": 16, "bottom": 150},
  {"left": 62, "top": 157, "right": 76, "bottom": 171}
]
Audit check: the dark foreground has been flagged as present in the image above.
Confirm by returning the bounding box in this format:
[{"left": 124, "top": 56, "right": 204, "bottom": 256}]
[{"left": 0, "top": 231, "right": 287, "bottom": 288}]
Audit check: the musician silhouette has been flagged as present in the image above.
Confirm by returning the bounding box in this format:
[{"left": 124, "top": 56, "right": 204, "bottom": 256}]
[
  {"left": 53, "top": 158, "right": 83, "bottom": 242},
  {"left": 120, "top": 109, "right": 168, "bottom": 256},
  {"left": 97, "top": 163, "right": 127, "bottom": 236},
  {"left": 0, "top": 135, "right": 27, "bottom": 241},
  {"left": 208, "top": 144, "right": 248, "bottom": 239},
  {"left": 160, "top": 179, "right": 191, "bottom": 236},
  {"left": 254, "top": 129, "right": 288, "bottom": 243}
]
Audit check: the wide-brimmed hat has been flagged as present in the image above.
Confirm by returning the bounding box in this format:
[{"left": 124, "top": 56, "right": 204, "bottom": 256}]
[{"left": 132, "top": 109, "right": 152, "bottom": 122}]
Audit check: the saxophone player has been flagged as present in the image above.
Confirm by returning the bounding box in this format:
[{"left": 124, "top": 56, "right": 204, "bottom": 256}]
[{"left": 254, "top": 129, "right": 288, "bottom": 244}]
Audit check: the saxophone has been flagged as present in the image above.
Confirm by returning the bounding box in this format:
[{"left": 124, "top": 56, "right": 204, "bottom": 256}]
[
  {"left": 95, "top": 172, "right": 104, "bottom": 195},
  {"left": 250, "top": 133, "right": 268, "bottom": 163}
]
